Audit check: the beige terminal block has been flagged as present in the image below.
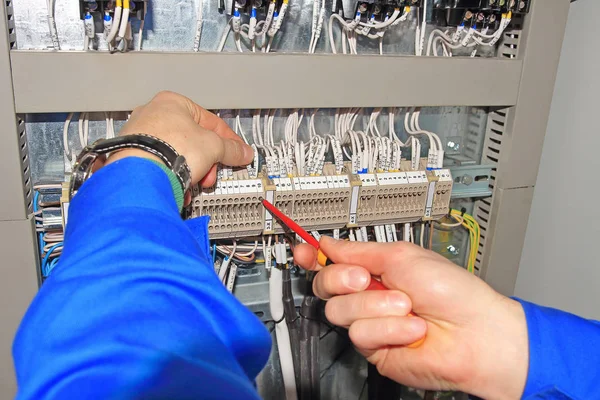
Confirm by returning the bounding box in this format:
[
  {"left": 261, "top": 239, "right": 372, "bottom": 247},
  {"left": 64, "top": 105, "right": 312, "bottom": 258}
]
[{"left": 190, "top": 162, "right": 453, "bottom": 237}]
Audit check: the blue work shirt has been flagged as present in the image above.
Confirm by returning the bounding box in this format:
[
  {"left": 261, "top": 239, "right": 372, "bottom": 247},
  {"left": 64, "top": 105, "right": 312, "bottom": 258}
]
[{"left": 12, "top": 158, "right": 600, "bottom": 399}]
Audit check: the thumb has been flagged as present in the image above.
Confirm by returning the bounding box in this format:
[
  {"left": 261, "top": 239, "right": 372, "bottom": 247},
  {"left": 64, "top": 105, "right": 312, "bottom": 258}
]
[{"left": 212, "top": 134, "right": 254, "bottom": 167}]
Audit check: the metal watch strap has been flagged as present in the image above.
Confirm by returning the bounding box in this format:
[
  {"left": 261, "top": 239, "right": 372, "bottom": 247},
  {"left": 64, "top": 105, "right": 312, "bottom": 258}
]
[{"left": 69, "top": 134, "right": 192, "bottom": 201}]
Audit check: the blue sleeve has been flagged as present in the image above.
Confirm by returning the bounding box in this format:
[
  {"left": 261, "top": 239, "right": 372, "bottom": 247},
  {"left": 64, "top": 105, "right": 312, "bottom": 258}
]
[
  {"left": 13, "top": 157, "right": 271, "bottom": 400},
  {"left": 516, "top": 299, "right": 600, "bottom": 399}
]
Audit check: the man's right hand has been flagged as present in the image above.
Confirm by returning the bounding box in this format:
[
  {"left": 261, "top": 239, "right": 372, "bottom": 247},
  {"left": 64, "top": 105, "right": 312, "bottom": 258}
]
[{"left": 294, "top": 237, "right": 529, "bottom": 400}]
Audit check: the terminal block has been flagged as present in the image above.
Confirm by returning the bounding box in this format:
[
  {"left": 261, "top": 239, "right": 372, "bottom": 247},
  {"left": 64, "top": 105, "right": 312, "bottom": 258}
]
[
  {"left": 266, "top": 164, "right": 354, "bottom": 233},
  {"left": 354, "top": 170, "right": 429, "bottom": 226},
  {"left": 428, "top": 169, "right": 453, "bottom": 220},
  {"left": 191, "top": 172, "right": 268, "bottom": 239},
  {"left": 78, "top": 1, "right": 147, "bottom": 20},
  {"left": 350, "top": 161, "right": 453, "bottom": 227},
  {"left": 290, "top": 164, "right": 353, "bottom": 231}
]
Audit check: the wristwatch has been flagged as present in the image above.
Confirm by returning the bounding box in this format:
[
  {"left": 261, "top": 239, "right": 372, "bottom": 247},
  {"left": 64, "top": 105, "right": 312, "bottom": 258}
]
[{"left": 69, "top": 134, "right": 192, "bottom": 201}]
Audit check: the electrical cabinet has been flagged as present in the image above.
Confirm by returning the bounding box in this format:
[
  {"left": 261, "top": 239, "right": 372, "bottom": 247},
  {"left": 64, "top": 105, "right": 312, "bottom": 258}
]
[{"left": 0, "top": 0, "right": 571, "bottom": 398}]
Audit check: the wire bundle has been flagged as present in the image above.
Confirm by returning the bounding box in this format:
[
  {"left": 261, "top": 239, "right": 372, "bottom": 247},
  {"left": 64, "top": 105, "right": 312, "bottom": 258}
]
[
  {"left": 441, "top": 209, "right": 480, "bottom": 274},
  {"left": 328, "top": 6, "right": 411, "bottom": 55},
  {"left": 426, "top": 12, "right": 513, "bottom": 58},
  {"left": 33, "top": 189, "right": 64, "bottom": 277}
]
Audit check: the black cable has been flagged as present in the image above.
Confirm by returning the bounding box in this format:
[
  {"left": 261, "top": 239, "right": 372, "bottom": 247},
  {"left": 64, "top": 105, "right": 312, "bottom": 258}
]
[
  {"left": 282, "top": 267, "right": 301, "bottom": 397},
  {"left": 367, "top": 363, "right": 402, "bottom": 400},
  {"left": 358, "top": 377, "right": 368, "bottom": 400},
  {"left": 300, "top": 277, "right": 321, "bottom": 400},
  {"left": 320, "top": 342, "right": 352, "bottom": 380}
]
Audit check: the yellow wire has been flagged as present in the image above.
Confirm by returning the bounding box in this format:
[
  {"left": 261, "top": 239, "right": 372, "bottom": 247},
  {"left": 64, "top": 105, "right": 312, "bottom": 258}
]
[
  {"left": 116, "top": 0, "right": 123, "bottom": 7},
  {"left": 123, "top": 0, "right": 130, "bottom": 9},
  {"left": 450, "top": 209, "right": 480, "bottom": 274}
]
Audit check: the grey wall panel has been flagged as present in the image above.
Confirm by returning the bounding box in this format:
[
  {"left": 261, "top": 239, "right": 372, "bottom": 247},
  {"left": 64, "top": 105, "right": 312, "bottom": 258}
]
[
  {"left": 0, "top": 218, "right": 40, "bottom": 397},
  {"left": 0, "top": 3, "right": 28, "bottom": 221},
  {"left": 11, "top": 52, "right": 523, "bottom": 112},
  {"left": 481, "top": 187, "right": 535, "bottom": 297},
  {"left": 494, "top": 0, "right": 570, "bottom": 190},
  {"left": 517, "top": 0, "right": 600, "bottom": 320}
]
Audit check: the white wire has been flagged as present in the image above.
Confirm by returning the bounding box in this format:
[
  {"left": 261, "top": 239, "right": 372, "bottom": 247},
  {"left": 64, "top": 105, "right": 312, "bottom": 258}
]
[
  {"left": 193, "top": 0, "right": 203, "bottom": 51},
  {"left": 419, "top": 223, "right": 425, "bottom": 248},
  {"left": 63, "top": 113, "right": 74, "bottom": 164},
  {"left": 46, "top": 0, "right": 60, "bottom": 50},
  {"left": 217, "top": 19, "right": 233, "bottom": 52},
  {"left": 107, "top": 6, "right": 122, "bottom": 43},
  {"left": 118, "top": 6, "right": 130, "bottom": 40},
  {"left": 269, "top": 267, "right": 298, "bottom": 400},
  {"left": 418, "top": 0, "right": 427, "bottom": 56}
]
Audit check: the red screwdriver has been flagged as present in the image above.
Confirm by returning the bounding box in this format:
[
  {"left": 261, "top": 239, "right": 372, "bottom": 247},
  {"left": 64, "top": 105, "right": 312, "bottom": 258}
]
[{"left": 261, "top": 199, "right": 425, "bottom": 347}]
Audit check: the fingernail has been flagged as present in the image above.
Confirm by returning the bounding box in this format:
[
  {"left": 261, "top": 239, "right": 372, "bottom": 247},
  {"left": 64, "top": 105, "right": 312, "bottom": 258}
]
[
  {"left": 386, "top": 292, "right": 409, "bottom": 314},
  {"left": 343, "top": 267, "right": 369, "bottom": 291},
  {"left": 243, "top": 144, "right": 254, "bottom": 160}
]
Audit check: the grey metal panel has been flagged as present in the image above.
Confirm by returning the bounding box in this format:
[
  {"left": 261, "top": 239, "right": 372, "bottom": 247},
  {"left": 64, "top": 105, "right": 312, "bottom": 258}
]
[
  {"left": 480, "top": 0, "right": 571, "bottom": 296},
  {"left": 479, "top": 186, "right": 535, "bottom": 297},
  {"left": 494, "top": 0, "right": 571, "bottom": 190},
  {"left": 0, "top": 218, "right": 40, "bottom": 397},
  {"left": 517, "top": 0, "right": 600, "bottom": 320},
  {"left": 0, "top": 3, "right": 28, "bottom": 221},
  {"left": 10, "top": 51, "right": 523, "bottom": 112}
]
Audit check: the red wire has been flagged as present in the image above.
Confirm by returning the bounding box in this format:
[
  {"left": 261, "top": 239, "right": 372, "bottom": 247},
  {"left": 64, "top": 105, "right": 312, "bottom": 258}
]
[{"left": 261, "top": 199, "right": 320, "bottom": 249}]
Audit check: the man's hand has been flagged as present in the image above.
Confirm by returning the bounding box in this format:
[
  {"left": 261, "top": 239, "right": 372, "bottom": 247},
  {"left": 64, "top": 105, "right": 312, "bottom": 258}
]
[
  {"left": 106, "top": 91, "right": 253, "bottom": 187},
  {"left": 294, "top": 237, "right": 529, "bottom": 400}
]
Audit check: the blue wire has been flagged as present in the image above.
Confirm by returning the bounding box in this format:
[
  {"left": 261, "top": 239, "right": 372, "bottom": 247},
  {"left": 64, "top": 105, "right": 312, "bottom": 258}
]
[
  {"left": 46, "top": 258, "right": 59, "bottom": 276},
  {"left": 42, "top": 242, "right": 63, "bottom": 277},
  {"left": 33, "top": 191, "right": 45, "bottom": 254},
  {"left": 212, "top": 243, "right": 217, "bottom": 264}
]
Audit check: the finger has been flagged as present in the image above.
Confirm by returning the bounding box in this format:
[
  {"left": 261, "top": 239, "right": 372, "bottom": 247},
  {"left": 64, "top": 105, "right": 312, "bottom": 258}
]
[
  {"left": 313, "top": 264, "right": 371, "bottom": 300},
  {"left": 319, "top": 236, "right": 417, "bottom": 277},
  {"left": 293, "top": 243, "right": 320, "bottom": 271},
  {"left": 214, "top": 134, "right": 254, "bottom": 167},
  {"left": 200, "top": 165, "right": 218, "bottom": 188},
  {"left": 325, "top": 290, "right": 412, "bottom": 327},
  {"left": 349, "top": 316, "right": 427, "bottom": 350}
]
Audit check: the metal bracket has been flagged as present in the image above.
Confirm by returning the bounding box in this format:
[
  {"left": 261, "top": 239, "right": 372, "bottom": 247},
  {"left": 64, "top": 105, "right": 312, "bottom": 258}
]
[{"left": 449, "top": 164, "right": 494, "bottom": 199}]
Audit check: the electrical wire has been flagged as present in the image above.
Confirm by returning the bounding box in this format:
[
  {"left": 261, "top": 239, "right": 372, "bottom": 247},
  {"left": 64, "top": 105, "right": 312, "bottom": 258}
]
[
  {"left": 270, "top": 266, "right": 298, "bottom": 400},
  {"left": 137, "top": 1, "right": 147, "bottom": 51},
  {"left": 193, "top": 0, "right": 204, "bottom": 51},
  {"left": 46, "top": 0, "right": 60, "bottom": 50}
]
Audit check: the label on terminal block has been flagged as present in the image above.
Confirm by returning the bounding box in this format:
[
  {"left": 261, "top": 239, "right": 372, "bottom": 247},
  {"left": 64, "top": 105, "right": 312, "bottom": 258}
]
[
  {"left": 434, "top": 169, "right": 452, "bottom": 181},
  {"left": 264, "top": 189, "right": 275, "bottom": 232},
  {"left": 424, "top": 180, "right": 436, "bottom": 219},
  {"left": 349, "top": 184, "right": 360, "bottom": 226},
  {"left": 265, "top": 243, "right": 273, "bottom": 270}
]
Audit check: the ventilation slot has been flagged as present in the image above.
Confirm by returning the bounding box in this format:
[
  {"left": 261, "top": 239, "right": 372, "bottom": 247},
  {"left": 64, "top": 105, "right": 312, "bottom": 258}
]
[
  {"left": 17, "top": 117, "right": 33, "bottom": 214},
  {"left": 498, "top": 14, "right": 524, "bottom": 59},
  {"left": 462, "top": 107, "right": 488, "bottom": 162},
  {"left": 5, "top": 1, "right": 17, "bottom": 48},
  {"left": 472, "top": 107, "right": 512, "bottom": 274}
]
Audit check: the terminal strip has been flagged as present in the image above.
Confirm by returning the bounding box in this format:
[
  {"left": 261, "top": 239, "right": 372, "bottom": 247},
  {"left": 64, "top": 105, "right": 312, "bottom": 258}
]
[{"left": 190, "top": 163, "right": 454, "bottom": 238}]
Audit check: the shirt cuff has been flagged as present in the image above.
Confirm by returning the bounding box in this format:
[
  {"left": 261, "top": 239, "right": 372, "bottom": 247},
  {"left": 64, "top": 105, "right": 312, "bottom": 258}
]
[
  {"left": 516, "top": 298, "right": 597, "bottom": 399},
  {"left": 148, "top": 159, "right": 185, "bottom": 212}
]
